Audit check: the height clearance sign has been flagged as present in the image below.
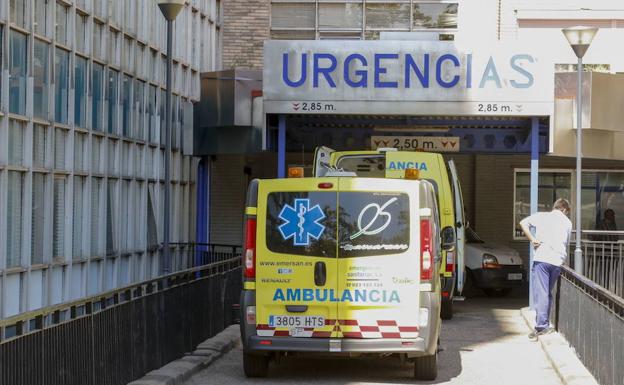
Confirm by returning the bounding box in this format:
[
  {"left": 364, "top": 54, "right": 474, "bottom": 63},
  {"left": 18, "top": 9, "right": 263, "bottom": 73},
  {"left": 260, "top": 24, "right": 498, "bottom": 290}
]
[{"left": 263, "top": 40, "right": 554, "bottom": 116}]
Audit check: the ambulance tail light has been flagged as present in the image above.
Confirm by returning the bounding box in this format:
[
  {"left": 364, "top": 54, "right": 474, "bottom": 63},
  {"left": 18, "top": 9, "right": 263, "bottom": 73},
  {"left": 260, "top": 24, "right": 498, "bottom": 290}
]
[
  {"left": 420, "top": 219, "right": 433, "bottom": 281},
  {"left": 446, "top": 250, "right": 455, "bottom": 273},
  {"left": 244, "top": 218, "right": 257, "bottom": 278}
]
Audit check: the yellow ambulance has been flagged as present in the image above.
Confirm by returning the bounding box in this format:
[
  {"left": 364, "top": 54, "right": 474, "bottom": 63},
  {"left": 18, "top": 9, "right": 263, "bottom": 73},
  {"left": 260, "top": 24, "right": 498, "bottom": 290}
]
[
  {"left": 312, "top": 147, "right": 467, "bottom": 320},
  {"left": 240, "top": 169, "right": 454, "bottom": 380}
]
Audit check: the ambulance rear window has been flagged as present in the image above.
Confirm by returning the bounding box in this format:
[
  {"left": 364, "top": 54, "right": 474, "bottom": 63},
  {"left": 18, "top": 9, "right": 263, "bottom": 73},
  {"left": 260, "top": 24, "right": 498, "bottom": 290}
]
[
  {"left": 265, "top": 192, "right": 337, "bottom": 258},
  {"left": 338, "top": 192, "right": 410, "bottom": 258}
]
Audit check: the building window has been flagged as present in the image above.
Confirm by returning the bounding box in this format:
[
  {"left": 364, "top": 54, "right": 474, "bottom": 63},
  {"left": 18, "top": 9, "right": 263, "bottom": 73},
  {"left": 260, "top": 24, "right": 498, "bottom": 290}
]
[
  {"left": 33, "top": 124, "right": 47, "bottom": 168},
  {"left": 107, "top": 69, "right": 119, "bottom": 134},
  {"left": 271, "top": 3, "right": 315, "bottom": 30},
  {"left": 91, "top": 177, "right": 102, "bottom": 256},
  {"left": 32, "top": 173, "right": 46, "bottom": 265},
  {"left": 555, "top": 63, "right": 611, "bottom": 73},
  {"left": 56, "top": 3, "right": 69, "bottom": 46},
  {"left": 122, "top": 75, "right": 132, "bottom": 137},
  {"left": 94, "top": 0, "right": 106, "bottom": 18},
  {"left": 34, "top": 0, "right": 49, "bottom": 36},
  {"left": 134, "top": 79, "right": 145, "bottom": 140},
  {"left": 92, "top": 136, "right": 101, "bottom": 173},
  {"left": 318, "top": 3, "right": 362, "bottom": 30},
  {"left": 106, "top": 180, "right": 117, "bottom": 255},
  {"left": 149, "top": 84, "right": 158, "bottom": 142},
  {"left": 10, "top": 0, "right": 28, "bottom": 28},
  {"left": 159, "top": 88, "right": 166, "bottom": 144},
  {"left": 110, "top": 29, "right": 120, "bottom": 66},
  {"left": 92, "top": 63, "right": 105, "bottom": 130},
  {"left": 514, "top": 171, "right": 572, "bottom": 239},
  {"left": 74, "top": 133, "right": 86, "bottom": 172},
  {"left": 93, "top": 22, "right": 106, "bottom": 60},
  {"left": 75, "top": 13, "right": 88, "bottom": 53},
  {"left": 54, "top": 127, "right": 67, "bottom": 169},
  {"left": 75, "top": 56, "right": 88, "bottom": 127},
  {"left": 9, "top": 30, "right": 27, "bottom": 115},
  {"left": 7, "top": 171, "right": 24, "bottom": 268},
  {"left": 8, "top": 120, "right": 24, "bottom": 165},
  {"left": 53, "top": 176, "right": 66, "bottom": 259},
  {"left": 73, "top": 176, "right": 86, "bottom": 259},
  {"left": 54, "top": 48, "right": 70, "bottom": 124},
  {"left": 366, "top": 3, "right": 410, "bottom": 30},
  {"left": 33, "top": 39, "right": 50, "bottom": 120},
  {"left": 413, "top": 3, "right": 458, "bottom": 29}
]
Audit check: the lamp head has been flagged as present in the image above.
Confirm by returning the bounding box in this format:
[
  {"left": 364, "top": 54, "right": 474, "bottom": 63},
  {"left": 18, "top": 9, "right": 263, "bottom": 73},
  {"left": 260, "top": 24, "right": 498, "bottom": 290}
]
[
  {"left": 155, "top": 0, "right": 185, "bottom": 21},
  {"left": 562, "top": 26, "right": 599, "bottom": 58}
]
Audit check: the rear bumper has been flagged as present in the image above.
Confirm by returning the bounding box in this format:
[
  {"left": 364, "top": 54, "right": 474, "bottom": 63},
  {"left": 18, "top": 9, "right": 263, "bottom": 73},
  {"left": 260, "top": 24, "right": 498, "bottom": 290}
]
[
  {"left": 472, "top": 266, "right": 525, "bottom": 289},
  {"left": 240, "top": 290, "right": 440, "bottom": 357}
]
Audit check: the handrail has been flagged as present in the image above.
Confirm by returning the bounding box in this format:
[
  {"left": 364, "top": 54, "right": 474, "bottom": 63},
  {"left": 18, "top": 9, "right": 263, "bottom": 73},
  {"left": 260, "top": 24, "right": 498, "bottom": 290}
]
[
  {"left": 0, "top": 244, "right": 242, "bottom": 340},
  {"left": 560, "top": 265, "right": 624, "bottom": 318}
]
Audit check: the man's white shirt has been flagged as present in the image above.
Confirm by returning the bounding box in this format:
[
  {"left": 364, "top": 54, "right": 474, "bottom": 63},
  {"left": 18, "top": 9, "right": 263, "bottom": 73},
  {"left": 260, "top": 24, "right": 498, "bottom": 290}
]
[{"left": 520, "top": 210, "right": 572, "bottom": 266}]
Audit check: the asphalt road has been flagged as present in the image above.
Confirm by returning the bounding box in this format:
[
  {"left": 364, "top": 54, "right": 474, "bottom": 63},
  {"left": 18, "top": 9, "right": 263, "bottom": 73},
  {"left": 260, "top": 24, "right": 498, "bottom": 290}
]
[{"left": 186, "top": 294, "right": 562, "bottom": 385}]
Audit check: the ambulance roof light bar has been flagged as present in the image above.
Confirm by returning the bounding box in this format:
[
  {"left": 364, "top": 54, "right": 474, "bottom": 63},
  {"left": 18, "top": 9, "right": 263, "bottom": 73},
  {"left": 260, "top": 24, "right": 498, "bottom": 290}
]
[{"left": 405, "top": 168, "right": 420, "bottom": 180}]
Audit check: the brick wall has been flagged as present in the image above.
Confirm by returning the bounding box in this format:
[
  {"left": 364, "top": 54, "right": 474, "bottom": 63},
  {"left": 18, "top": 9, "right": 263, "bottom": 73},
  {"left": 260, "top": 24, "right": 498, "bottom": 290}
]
[{"left": 222, "top": 0, "right": 270, "bottom": 70}]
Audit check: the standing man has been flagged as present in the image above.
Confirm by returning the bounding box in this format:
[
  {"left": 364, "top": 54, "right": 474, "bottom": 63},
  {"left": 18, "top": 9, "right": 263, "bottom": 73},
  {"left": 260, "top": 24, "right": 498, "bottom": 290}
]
[{"left": 519, "top": 198, "right": 572, "bottom": 341}]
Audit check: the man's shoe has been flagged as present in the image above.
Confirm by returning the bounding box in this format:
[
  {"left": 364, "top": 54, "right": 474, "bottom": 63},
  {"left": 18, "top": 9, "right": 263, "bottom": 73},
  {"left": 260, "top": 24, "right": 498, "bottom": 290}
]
[
  {"left": 537, "top": 327, "right": 554, "bottom": 336},
  {"left": 528, "top": 330, "right": 538, "bottom": 341}
]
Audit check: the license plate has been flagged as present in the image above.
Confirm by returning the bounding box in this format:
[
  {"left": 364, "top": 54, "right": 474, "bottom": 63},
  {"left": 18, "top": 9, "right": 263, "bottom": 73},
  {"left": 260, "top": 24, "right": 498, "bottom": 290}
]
[
  {"left": 507, "top": 273, "right": 523, "bottom": 281},
  {"left": 268, "top": 315, "right": 325, "bottom": 328}
]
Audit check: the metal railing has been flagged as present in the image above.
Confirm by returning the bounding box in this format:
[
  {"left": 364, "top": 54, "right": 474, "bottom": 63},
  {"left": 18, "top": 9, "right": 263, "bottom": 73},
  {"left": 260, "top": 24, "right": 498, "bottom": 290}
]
[
  {"left": 569, "top": 230, "right": 624, "bottom": 299},
  {"left": 553, "top": 266, "right": 624, "bottom": 385},
  {"left": 0, "top": 243, "right": 242, "bottom": 385}
]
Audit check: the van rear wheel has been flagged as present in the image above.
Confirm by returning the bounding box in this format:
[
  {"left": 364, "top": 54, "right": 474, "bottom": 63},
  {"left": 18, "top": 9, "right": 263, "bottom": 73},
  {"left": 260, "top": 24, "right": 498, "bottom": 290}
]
[
  {"left": 441, "top": 298, "right": 453, "bottom": 320},
  {"left": 413, "top": 352, "right": 438, "bottom": 381},
  {"left": 243, "top": 352, "right": 269, "bottom": 378}
]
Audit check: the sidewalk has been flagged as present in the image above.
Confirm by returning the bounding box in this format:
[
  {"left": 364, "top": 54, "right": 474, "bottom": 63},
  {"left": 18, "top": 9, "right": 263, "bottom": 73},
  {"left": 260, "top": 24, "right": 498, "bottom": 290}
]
[
  {"left": 520, "top": 307, "right": 598, "bottom": 385},
  {"left": 127, "top": 325, "right": 241, "bottom": 385}
]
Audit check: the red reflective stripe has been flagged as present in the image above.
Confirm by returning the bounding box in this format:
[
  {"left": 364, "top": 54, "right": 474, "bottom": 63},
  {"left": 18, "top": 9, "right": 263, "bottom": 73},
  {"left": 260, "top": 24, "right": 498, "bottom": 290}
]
[
  {"left": 274, "top": 330, "right": 290, "bottom": 336},
  {"left": 398, "top": 326, "right": 419, "bottom": 332},
  {"left": 339, "top": 319, "right": 358, "bottom": 326},
  {"left": 359, "top": 326, "right": 380, "bottom": 332},
  {"left": 256, "top": 324, "right": 274, "bottom": 330},
  {"left": 342, "top": 332, "right": 363, "bottom": 338},
  {"left": 377, "top": 320, "right": 398, "bottom": 326},
  {"left": 312, "top": 331, "right": 332, "bottom": 338},
  {"left": 381, "top": 332, "right": 401, "bottom": 338}
]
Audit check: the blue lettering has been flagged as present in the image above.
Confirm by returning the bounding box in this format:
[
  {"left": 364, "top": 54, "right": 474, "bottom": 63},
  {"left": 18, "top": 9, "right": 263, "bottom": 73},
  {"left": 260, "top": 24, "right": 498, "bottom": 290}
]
[
  {"left": 286, "top": 288, "right": 301, "bottom": 301},
  {"left": 405, "top": 54, "right": 429, "bottom": 88},
  {"left": 389, "top": 291, "right": 400, "bottom": 303},
  {"left": 355, "top": 290, "right": 367, "bottom": 302},
  {"left": 316, "top": 288, "right": 328, "bottom": 301},
  {"left": 341, "top": 290, "right": 353, "bottom": 302},
  {"left": 510, "top": 54, "right": 534, "bottom": 89},
  {"left": 370, "top": 290, "right": 381, "bottom": 302},
  {"left": 313, "top": 53, "right": 337, "bottom": 88},
  {"left": 436, "top": 54, "right": 460, "bottom": 88},
  {"left": 479, "top": 57, "right": 502, "bottom": 88},
  {"left": 344, "top": 54, "right": 368, "bottom": 88},
  {"left": 282, "top": 53, "right": 307, "bottom": 88},
  {"left": 330, "top": 289, "right": 339, "bottom": 302},
  {"left": 273, "top": 288, "right": 285, "bottom": 301},
  {"left": 420, "top": 163, "right": 428, "bottom": 171},
  {"left": 374, "top": 54, "right": 399, "bottom": 88},
  {"left": 303, "top": 288, "right": 314, "bottom": 301}
]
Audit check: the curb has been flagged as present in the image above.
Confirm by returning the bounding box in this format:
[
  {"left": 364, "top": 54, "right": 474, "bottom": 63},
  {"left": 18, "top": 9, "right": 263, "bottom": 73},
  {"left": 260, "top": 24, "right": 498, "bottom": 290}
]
[
  {"left": 520, "top": 307, "right": 598, "bottom": 385},
  {"left": 127, "top": 325, "right": 240, "bottom": 385}
]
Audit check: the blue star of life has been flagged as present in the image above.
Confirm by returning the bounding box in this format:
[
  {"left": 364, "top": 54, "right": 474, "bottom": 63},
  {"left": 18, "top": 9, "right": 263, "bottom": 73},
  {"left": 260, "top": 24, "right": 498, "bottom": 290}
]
[{"left": 278, "top": 199, "right": 326, "bottom": 246}]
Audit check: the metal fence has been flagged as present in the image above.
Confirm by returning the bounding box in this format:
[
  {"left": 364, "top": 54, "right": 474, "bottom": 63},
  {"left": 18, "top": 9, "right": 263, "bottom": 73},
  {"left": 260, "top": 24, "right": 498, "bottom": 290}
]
[
  {"left": 554, "top": 266, "right": 624, "bottom": 385},
  {"left": 0, "top": 243, "right": 242, "bottom": 385},
  {"left": 569, "top": 230, "right": 624, "bottom": 299}
]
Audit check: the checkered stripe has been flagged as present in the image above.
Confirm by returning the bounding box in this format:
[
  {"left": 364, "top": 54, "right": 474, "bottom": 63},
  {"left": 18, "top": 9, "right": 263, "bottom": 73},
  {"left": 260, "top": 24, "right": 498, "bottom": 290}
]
[{"left": 256, "top": 319, "right": 418, "bottom": 339}]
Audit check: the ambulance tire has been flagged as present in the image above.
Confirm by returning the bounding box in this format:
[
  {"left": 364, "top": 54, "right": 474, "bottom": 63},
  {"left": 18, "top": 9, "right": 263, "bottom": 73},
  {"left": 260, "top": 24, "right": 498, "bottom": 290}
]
[
  {"left": 413, "top": 351, "right": 438, "bottom": 381},
  {"left": 440, "top": 298, "right": 453, "bottom": 320},
  {"left": 243, "top": 352, "right": 269, "bottom": 378}
]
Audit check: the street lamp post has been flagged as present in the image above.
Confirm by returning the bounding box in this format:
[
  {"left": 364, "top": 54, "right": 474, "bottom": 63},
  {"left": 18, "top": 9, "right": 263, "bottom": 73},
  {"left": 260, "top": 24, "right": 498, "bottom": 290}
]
[
  {"left": 562, "top": 26, "right": 598, "bottom": 274},
  {"left": 156, "top": 0, "right": 185, "bottom": 274}
]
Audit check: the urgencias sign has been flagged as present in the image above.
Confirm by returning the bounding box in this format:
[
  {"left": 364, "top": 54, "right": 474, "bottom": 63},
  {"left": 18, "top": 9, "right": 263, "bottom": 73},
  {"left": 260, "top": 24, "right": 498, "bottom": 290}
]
[{"left": 263, "top": 40, "right": 553, "bottom": 104}]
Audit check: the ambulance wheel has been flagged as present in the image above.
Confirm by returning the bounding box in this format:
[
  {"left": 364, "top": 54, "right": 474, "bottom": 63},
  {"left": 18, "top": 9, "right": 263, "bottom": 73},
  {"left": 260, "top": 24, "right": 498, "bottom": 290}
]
[
  {"left": 441, "top": 298, "right": 453, "bottom": 320},
  {"left": 243, "top": 352, "right": 269, "bottom": 378},
  {"left": 413, "top": 351, "right": 438, "bottom": 381}
]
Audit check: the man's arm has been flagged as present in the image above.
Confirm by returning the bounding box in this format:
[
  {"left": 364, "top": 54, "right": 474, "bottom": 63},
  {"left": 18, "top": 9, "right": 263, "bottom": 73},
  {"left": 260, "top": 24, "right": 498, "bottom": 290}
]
[{"left": 520, "top": 216, "right": 541, "bottom": 248}]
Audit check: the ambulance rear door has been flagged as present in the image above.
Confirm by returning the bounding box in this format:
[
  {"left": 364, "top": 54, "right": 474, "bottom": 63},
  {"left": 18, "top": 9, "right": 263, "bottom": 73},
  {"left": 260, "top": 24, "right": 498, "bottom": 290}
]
[
  {"left": 255, "top": 178, "right": 338, "bottom": 338},
  {"left": 335, "top": 178, "right": 423, "bottom": 339},
  {"left": 448, "top": 160, "right": 466, "bottom": 293}
]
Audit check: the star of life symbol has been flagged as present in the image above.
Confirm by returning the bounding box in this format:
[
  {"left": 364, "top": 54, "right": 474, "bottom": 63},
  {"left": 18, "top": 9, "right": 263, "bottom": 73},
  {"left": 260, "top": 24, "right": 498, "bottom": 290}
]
[{"left": 278, "top": 199, "right": 326, "bottom": 246}]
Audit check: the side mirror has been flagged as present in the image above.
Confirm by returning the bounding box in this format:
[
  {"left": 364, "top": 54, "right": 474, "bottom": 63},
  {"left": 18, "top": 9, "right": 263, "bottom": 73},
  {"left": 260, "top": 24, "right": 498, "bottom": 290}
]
[{"left": 441, "top": 226, "right": 456, "bottom": 251}]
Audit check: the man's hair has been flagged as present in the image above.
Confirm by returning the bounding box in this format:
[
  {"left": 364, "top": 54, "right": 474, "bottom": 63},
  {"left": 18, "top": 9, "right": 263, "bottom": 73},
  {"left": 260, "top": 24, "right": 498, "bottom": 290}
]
[{"left": 553, "top": 198, "right": 570, "bottom": 212}]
